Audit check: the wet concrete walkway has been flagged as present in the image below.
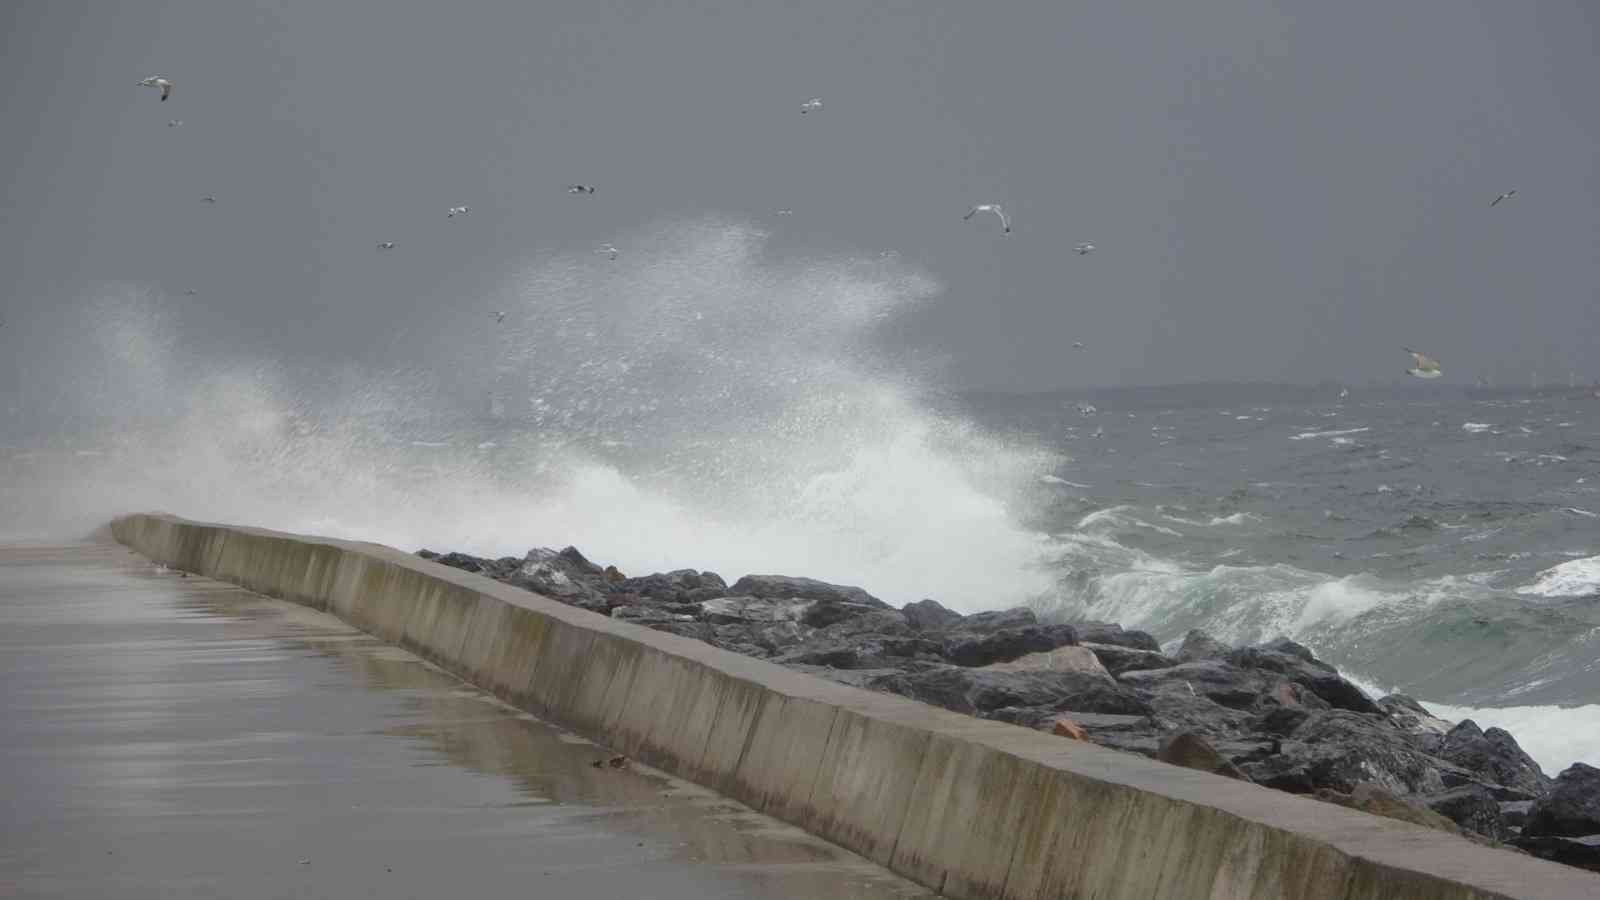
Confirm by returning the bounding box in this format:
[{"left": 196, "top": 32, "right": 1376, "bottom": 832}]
[{"left": 0, "top": 542, "right": 934, "bottom": 899}]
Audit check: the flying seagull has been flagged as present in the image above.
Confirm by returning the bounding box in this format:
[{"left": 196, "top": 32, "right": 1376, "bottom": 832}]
[
  {"left": 1072, "top": 341, "right": 1085, "bottom": 349},
  {"left": 377, "top": 241, "right": 396, "bottom": 250},
  {"left": 1404, "top": 347, "right": 1442, "bottom": 379},
  {"left": 1074, "top": 242, "right": 1096, "bottom": 255},
  {"left": 201, "top": 195, "right": 216, "bottom": 204},
  {"left": 167, "top": 120, "right": 182, "bottom": 127},
  {"left": 567, "top": 185, "right": 596, "bottom": 195},
  {"left": 1491, "top": 190, "right": 1517, "bottom": 207},
  {"left": 775, "top": 209, "right": 794, "bottom": 216},
  {"left": 184, "top": 289, "right": 198, "bottom": 296},
  {"left": 597, "top": 244, "right": 618, "bottom": 260},
  {"left": 963, "top": 204, "right": 1011, "bottom": 234},
  {"left": 800, "top": 98, "right": 822, "bottom": 114},
  {"left": 138, "top": 76, "right": 173, "bottom": 101},
  {"left": 447, "top": 205, "right": 469, "bottom": 218},
  {"left": 489, "top": 311, "right": 507, "bottom": 324}
]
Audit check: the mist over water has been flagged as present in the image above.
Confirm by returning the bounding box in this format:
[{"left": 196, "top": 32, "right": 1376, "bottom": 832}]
[{"left": 0, "top": 220, "right": 1057, "bottom": 609}]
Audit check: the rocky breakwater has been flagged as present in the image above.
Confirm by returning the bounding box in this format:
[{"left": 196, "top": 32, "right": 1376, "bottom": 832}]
[{"left": 418, "top": 544, "right": 1598, "bottom": 873}]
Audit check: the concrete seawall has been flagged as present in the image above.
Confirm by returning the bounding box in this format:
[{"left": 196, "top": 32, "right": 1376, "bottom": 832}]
[{"left": 109, "top": 514, "right": 1597, "bottom": 899}]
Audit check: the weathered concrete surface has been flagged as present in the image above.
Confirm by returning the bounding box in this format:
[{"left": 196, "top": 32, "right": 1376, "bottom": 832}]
[
  {"left": 110, "top": 514, "right": 1600, "bottom": 899},
  {"left": 3, "top": 541, "right": 932, "bottom": 899}
]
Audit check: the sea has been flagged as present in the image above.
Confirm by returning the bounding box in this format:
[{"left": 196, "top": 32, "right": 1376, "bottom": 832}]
[{"left": 2, "top": 221, "right": 1596, "bottom": 773}]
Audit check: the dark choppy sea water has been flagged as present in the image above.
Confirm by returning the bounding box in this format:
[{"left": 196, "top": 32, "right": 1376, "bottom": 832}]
[
  {"left": 960, "top": 384, "right": 1600, "bottom": 773},
  {"left": 3, "top": 225, "right": 1596, "bottom": 772}
]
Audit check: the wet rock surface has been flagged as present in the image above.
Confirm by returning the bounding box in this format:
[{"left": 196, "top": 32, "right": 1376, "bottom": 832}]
[{"left": 417, "top": 547, "right": 1580, "bottom": 871}]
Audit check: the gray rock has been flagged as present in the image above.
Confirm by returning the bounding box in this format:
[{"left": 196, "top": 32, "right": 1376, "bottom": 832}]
[
  {"left": 1240, "top": 710, "right": 1450, "bottom": 796},
  {"left": 867, "top": 666, "right": 1151, "bottom": 717},
  {"left": 698, "top": 595, "right": 808, "bottom": 625},
  {"left": 508, "top": 549, "right": 609, "bottom": 610},
  {"left": 1082, "top": 642, "right": 1177, "bottom": 677},
  {"left": 1158, "top": 732, "right": 1250, "bottom": 781},
  {"left": 1226, "top": 645, "right": 1378, "bottom": 714},
  {"left": 901, "top": 598, "right": 964, "bottom": 633},
  {"left": 1423, "top": 785, "right": 1507, "bottom": 840},
  {"left": 616, "top": 569, "right": 727, "bottom": 603},
  {"left": 950, "top": 607, "right": 1037, "bottom": 634},
  {"left": 1511, "top": 834, "right": 1600, "bottom": 872},
  {"left": 1118, "top": 660, "right": 1270, "bottom": 710},
  {"left": 1378, "top": 694, "right": 1454, "bottom": 742},
  {"left": 983, "top": 645, "right": 1112, "bottom": 680},
  {"left": 610, "top": 605, "right": 696, "bottom": 627},
  {"left": 942, "top": 624, "right": 1078, "bottom": 667},
  {"left": 728, "top": 574, "right": 886, "bottom": 608},
  {"left": 1176, "top": 629, "right": 1230, "bottom": 662},
  {"left": 1073, "top": 622, "right": 1161, "bottom": 652},
  {"left": 1500, "top": 800, "right": 1534, "bottom": 828},
  {"left": 1437, "top": 720, "right": 1552, "bottom": 801},
  {"left": 1525, "top": 763, "right": 1600, "bottom": 838}
]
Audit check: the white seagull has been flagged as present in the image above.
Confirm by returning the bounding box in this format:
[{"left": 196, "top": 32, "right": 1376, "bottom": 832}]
[
  {"left": 963, "top": 204, "right": 1011, "bottom": 234},
  {"left": 184, "top": 289, "right": 198, "bottom": 296},
  {"left": 800, "top": 98, "right": 822, "bottom": 114},
  {"left": 447, "top": 205, "right": 469, "bottom": 218},
  {"left": 1491, "top": 189, "right": 1517, "bottom": 207},
  {"left": 490, "top": 311, "right": 507, "bottom": 324},
  {"left": 1072, "top": 341, "right": 1086, "bottom": 350},
  {"left": 377, "top": 241, "right": 396, "bottom": 250},
  {"left": 167, "top": 120, "right": 182, "bottom": 127},
  {"left": 1074, "top": 242, "right": 1096, "bottom": 255},
  {"left": 1404, "top": 347, "right": 1442, "bottom": 379},
  {"left": 138, "top": 76, "right": 173, "bottom": 101},
  {"left": 775, "top": 209, "right": 794, "bottom": 216},
  {"left": 201, "top": 195, "right": 216, "bottom": 204},
  {"left": 567, "top": 185, "right": 596, "bottom": 195},
  {"left": 597, "top": 244, "right": 618, "bottom": 260}
]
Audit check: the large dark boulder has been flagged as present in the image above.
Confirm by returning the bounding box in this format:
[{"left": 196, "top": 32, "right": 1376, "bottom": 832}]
[
  {"left": 1176, "top": 629, "right": 1230, "bottom": 662},
  {"left": 942, "top": 624, "right": 1078, "bottom": 667},
  {"left": 508, "top": 548, "right": 610, "bottom": 611},
  {"left": 1422, "top": 785, "right": 1507, "bottom": 841},
  {"left": 1073, "top": 622, "right": 1161, "bottom": 652},
  {"left": 946, "top": 607, "right": 1039, "bottom": 634},
  {"left": 868, "top": 666, "right": 1150, "bottom": 717},
  {"left": 901, "top": 598, "right": 964, "bottom": 633},
  {"left": 728, "top": 574, "right": 887, "bottom": 608},
  {"left": 1118, "top": 660, "right": 1271, "bottom": 710},
  {"left": 616, "top": 569, "right": 727, "bottom": 604},
  {"left": 1377, "top": 694, "right": 1454, "bottom": 752},
  {"left": 1525, "top": 763, "right": 1600, "bottom": 838},
  {"left": 1158, "top": 732, "right": 1250, "bottom": 781},
  {"left": 1240, "top": 710, "right": 1449, "bottom": 796},
  {"left": 1081, "top": 642, "right": 1176, "bottom": 677},
  {"left": 1226, "top": 644, "right": 1378, "bottom": 714},
  {"left": 1436, "top": 720, "right": 1551, "bottom": 800},
  {"left": 1511, "top": 835, "right": 1600, "bottom": 873}
]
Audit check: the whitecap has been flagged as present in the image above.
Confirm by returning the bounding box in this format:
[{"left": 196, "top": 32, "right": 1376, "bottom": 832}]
[
  {"left": 1517, "top": 556, "right": 1600, "bottom": 598},
  {"left": 1461, "top": 423, "right": 1494, "bottom": 433},
  {"left": 1289, "top": 427, "right": 1369, "bottom": 441}
]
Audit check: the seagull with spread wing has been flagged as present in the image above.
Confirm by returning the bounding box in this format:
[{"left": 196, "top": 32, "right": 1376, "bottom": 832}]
[{"left": 963, "top": 204, "right": 1011, "bottom": 234}]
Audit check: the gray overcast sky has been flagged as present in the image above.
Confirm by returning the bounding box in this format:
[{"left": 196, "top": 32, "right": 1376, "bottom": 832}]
[{"left": 2, "top": 0, "right": 1597, "bottom": 392}]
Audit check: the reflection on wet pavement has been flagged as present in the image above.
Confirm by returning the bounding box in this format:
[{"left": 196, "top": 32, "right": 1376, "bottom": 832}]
[{"left": 0, "top": 543, "right": 934, "bottom": 899}]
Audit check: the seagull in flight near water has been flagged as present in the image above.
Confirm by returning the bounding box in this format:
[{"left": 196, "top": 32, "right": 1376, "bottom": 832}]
[
  {"left": 963, "top": 204, "right": 1011, "bottom": 234},
  {"left": 201, "top": 195, "right": 216, "bottom": 204},
  {"left": 1074, "top": 242, "right": 1096, "bottom": 255},
  {"left": 597, "top": 244, "right": 618, "bottom": 260},
  {"left": 377, "top": 241, "right": 396, "bottom": 250},
  {"left": 138, "top": 76, "right": 173, "bottom": 101},
  {"left": 447, "top": 206, "right": 469, "bottom": 218},
  {"left": 1404, "top": 347, "right": 1442, "bottom": 379},
  {"left": 567, "top": 185, "right": 596, "bottom": 195},
  {"left": 489, "top": 311, "right": 507, "bottom": 324},
  {"left": 1491, "top": 189, "right": 1517, "bottom": 207},
  {"left": 167, "top": 120, "right": 182, "bottom": 127},
  {"left": 800, "top": 98, "right": 822, "bottom": 114}
]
